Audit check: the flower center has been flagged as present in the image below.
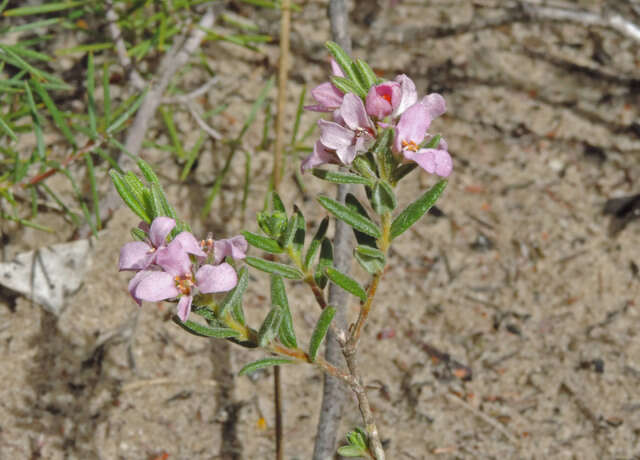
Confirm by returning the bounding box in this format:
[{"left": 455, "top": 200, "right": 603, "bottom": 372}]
[
  {"left": 382, "top": 94, "right": 392, "bottom": 104},
  {"left": 402, "top": 139, "right": 419, "bottom": 152},
  {"left": 175, "top": 273, "right": 195, "bottom": 295}
]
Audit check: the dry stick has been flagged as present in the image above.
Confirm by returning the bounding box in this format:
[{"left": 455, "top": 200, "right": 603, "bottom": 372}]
[
  {"left": 273, "top": 0, "right": 291, "bottom": 189},
  {"left": 312, "top": 2, "right": 352, "bottom": 459},
  {"left": 272, "top": 3, "right": 292, "bottom": 457},
  {"left": 99, "top": 7, "right": 216, "bottom": 221},
  {"left": 273, "top": 3, "right": 292, "bottom": 455},
  {"left": 105, "top": 0, "right": 145, "bottom": 90}
]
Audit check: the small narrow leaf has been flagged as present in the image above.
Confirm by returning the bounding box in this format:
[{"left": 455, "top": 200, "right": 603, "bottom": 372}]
[
  {"left": 109, "top": 170, "right": 150, "bottom": 222},
  {"left": 326, "top": 267, "right": 367, "bottom": 302},
  {"left": 107, "top": 88, "right": 148, "bottom": 133},
  {"left": 238, "top": 357, "right": 295, "bottom": 376},
  {"left": 172, "top": 318, "right": 242, "bottom": 339},
  {"left": 314, "top": 238, "right": 333, "bottom": 288},
  {"left": 218, "top": 267, "right": 249, "bottom": 317},
  {"left": 352, "top": 154, "right": 378, "bottom": 180},
  {"left": 308, "top": 306, "right": 336, "bottom": 362},
  {"left": 271, "top": 274, "right": 297, "bottom": 348},
  {"left": 355, "top": 59, "right": 377, "bottom": 89},
  {"left": 345, "top": 193, "right": 378, "bottom": 248},
  {"left": 311, "top": 168, "right": 372, "bottom": 185},
  {"left": 330, "top": 76, "right": 366, "bottom": 98},
  {"left": 372, "top": 128, "right": 394, "bottom": 180},
  {"left": 137, "top": 158, "right": 161, "bottom": 185},
  {"left": 242, "top": 231, "right": 283, "bottom": 253},
  {"left": 30, "top": 78, "right": 76, "bottom": 148},
  {"left": 391, "top": 163, "right": 418, "bottom": 184},
  {"left": 86, "top": 51, "right": 97, "bottom": 139},
  {"left": 317, "top": 195, "right": 381, "bottom": 239},
  {"left": 391, "top": 180, "right": 447, "bottom": 239},
  {"left": 291, "top": 206, "right": 306, "bottom": 254},
  {"left": 336, "top": 445, "right": 366, "bottom": 457},
  {"left": 245, "top": 257, "right": 304, "bottom": 280},
  {"left": 370, "top": 181, "right": 397, "bottom": 215},
  {"left": 303, "top": 217, "right": 329, "bottom": 270},
  {"left": 258, "top": 306, "right": 283, "bottom": 347}
]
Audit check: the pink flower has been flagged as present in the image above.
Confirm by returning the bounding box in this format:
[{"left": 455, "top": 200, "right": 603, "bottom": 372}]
[
  {"left": 392, "top": 74, "right": 418, "bottom": 118},
  {"left": 301, "top": 140, "right": 341, "bottom": 172},
  {"left": 393, "top": 100, "right": 452, "bottom": 177},
  {"left": 213, "top": 235, "right": 249, "bottom": 264},
  {"left": 130, "top": 240, "right": 238, "bottom": 321},
  {"left": 119, "top": 216, "right": 176, "bottom": 271},
  {"left": 318, "top": 93, "right": 376, "bottom": 164},
  {"left": 365, "top": 81, "right": 401, "bottom": 119},
  {"left": 305, "top": 59, "right": 346, "bottom": 112}
]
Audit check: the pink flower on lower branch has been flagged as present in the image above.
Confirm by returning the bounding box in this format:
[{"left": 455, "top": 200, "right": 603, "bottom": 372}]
[
  {"left": 128, "top": 233, "right": 238, "bottom": 321},
  {"left": 118, "top": 216, "right": 175, "bottom": 271}
]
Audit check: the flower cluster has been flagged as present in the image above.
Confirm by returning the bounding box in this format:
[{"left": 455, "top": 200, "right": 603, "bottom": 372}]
[
  {"left": 302, "top": 61, "right": 452, "bottom": 178},
  {"left": 119, "top": 217, "right": 248, "bottom": 322}
]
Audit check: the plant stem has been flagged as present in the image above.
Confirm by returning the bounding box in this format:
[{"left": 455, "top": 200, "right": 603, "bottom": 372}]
[
  {"left": 273, "top": 0, "right": 291, "bottom": 189},
  {"left": 274, "top": 365, "right": 284, "bottom": 460}
]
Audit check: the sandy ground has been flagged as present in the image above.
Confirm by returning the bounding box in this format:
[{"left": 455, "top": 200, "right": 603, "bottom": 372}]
[{"left": 1, "top": 1, "right": 639, "bottom": 459}]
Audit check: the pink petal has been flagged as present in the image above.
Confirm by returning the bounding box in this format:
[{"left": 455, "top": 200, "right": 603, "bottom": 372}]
[
  {"left": 149, "top": 217, "right": 176, "bottom": 248},
  {"left": 119, "top": 241, "right": 154, "bottom": 271},
  {"left": 403, "top": 148, "right": 453, "bottom": 177},
  {"left": 308, "top": 82, "right": 344, "bottom": 112},
  {"left": 394, "top": 103, "right": 430, "bottom": 153},
  {"left": 301, "top": 141, "right": 339, "bottom": 172},
  {"left": 196, "top": 263, "right": 238, "bottom": 293},
  {"left": 155, "top": 240, "right": 193, "bottom": 277},
  {"left": 421, "top": 93, "right": 446, "bottom": 120},
  {"left": 319, "top": 119, "right": 354, "bottom": 151},
  {"left": 213, "top": 236, "right": 248, "bottom": 264},
  {"left": 330, "top": 58, "right": 345, "bottom": 77},
  {"left": 128, "top": 270, "right": 153, "bottom": 305},
  {"left": 134, "top": 271, "right": 179, "bottom": 302},
  {"left": 365, "top": 82, "right": 401, "bottom": 119},
  {"left": 393, "top": 74, "right": 418, "bottom": 117},
  {"left": 177, "top": 295, "right": 193, "bottom": 322},
  {"left": 340, "top": 93, "right": 374, "bottom": 132},
  {"left": 173, "top": 231, "right": 206, "bottom": 258}
]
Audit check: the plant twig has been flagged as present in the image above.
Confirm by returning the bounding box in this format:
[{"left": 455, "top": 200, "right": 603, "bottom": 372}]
[
  {"left": 274, "top": 365, "right": 284, "bottom": 460},
  {"left": 313, "top": 3, "right": 353, "bottom": 459},
  {"left": 106, "top": 0, "right": 145, "bottom": 90},
  {"left": 273, "top": 0, "right": 291, "bottom": 189}
]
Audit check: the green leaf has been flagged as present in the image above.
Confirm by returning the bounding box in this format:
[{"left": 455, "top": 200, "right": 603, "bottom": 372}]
[
  {"left": 245, "top": 257, "right": 304, "bottom": 280},
  {"left": 370, "top": 181, "right": 397, "bottom": 215},
  {"left": 173, "top": 318, "right": 242, "bottom": 339},
  {"left": 325, "top": 41, "right": 365, "bottom": 95},
  {"left": 271, "top": 274, "right": 297, "bottom": 348},
  {"left": 270, "top": 191, "right": 286, "bottom": 213},
  {"left": 86, "top": 52, "right": 97, "bottom": 139},
  {"left": 421, "top": 133, "right": 441, "bottom": 149},
  {"left": 348, "top": 428, "right": 368, "bottom": 449},
  {"left": 280, "top": 211, "right": 298, "bottom": 249},
  {"left": 326, "top": 267, "right": 366, "bottom": 302},
  {"left": 137, "top": 158, "right": 160, "bottom": 185},
  {"left": 3, "top": 1, "right": 83, "bottom": 16},
  {"left": 303, "top": 217, "right": 329, "bottom": 270},
  {"left": 218, "top": 267, "right": 249, "bottom": 318},
  {"left": 291, "top": 206, "right": 305, "bottom": 254},
  {"left": 106, "top": 87, "right": 147, "bottom": 133},
  {"left": 30, "top": 79, "right": 76, "bottom": 148},
  {"left": 311, "top": 168, "right": 372, "bottom": 185},
  {"left": 390, "top": 180, "right": 447, "bottom": 239},
  {"left": 257, "top": 210, "right": 288, "bottom": 239},
  {"left": 345, "top": 193, "right": 379, "bottom": 248},
  {"left": 317, "top": 195, "right": 381, "bottom": 239},
  {"left": 242, "top": 231, "right": 283, "bottom": 254},
  {"left": 0, "top": 113, "right": 17, "bottom": 142},
  {"left": 352, "top": 154, "right": 378, "bottom": 180},
  {"left": 238, "top": 357, "right": 295, "bottom": 376},
  {"left": 314, "top": 238, "right": 333, "bottom": 289},
  {"left": 150, "top": 183, "right": 175, "bottom": 219},
  {"left": 336, "top": 445, "right": 366, "bottom": 457},
  {"left": 308, "top": 306, "right": 336, "bottom": 362},
  {"left": 371, "top": 128, "right": 394, "bottom": 180},
  {"left": 109, "top": 170, "right": 150, "bottom": 222},
  {"left": 355, "top": 59, "right": 377, "bottom": 90},
  {"left": 330, "top": 76, "right": 366, "bottom": 98},
  {"left": 123, "top": 171, "right": 145, "bottom": 203},
  {"left": 390, "top": 163, "right": 418, "bottom": 184},
  {"left": 258, "top": 306, "right": 283, "bottom": 347}
]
